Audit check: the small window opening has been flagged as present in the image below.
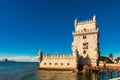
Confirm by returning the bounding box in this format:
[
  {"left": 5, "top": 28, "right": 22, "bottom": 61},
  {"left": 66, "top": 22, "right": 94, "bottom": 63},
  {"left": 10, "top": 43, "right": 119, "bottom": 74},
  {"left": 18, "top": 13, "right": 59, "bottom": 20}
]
[
  {"left": 83, "top": 35, "right": 87, "bottom": 39},
  {"left": 67, "top": 63, "right": 70, "bottom": 65},
  {"left": 61, "top": 63, "right": 63, "bottom": 65},
  {"left": 49, "top": 63, "right": 52, "bottom": 65},
  {"left": 55, "top": 63, "right": 57, "bottom": 65},
  {"left": 83, "top": 50, "right": 86, "bottom": 54},
  {"left": 44, "top": 63, "right": 46, "bottom": 65}
]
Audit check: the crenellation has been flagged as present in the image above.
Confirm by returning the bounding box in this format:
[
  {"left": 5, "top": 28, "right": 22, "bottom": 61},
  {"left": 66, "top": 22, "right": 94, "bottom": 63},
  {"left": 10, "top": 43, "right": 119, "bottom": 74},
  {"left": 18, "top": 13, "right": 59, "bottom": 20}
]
[
  {"left": 77, "top": 19, "right": 94, "bottom": 25},
  {"left": 73, "top": 28, "right": 98, "bottom": 36},
  {"left": 60, "top": 54, "right": 63, "bottom": 58},
  {"left": 41, "top": 53, "right": 76, "bottom": 60}
]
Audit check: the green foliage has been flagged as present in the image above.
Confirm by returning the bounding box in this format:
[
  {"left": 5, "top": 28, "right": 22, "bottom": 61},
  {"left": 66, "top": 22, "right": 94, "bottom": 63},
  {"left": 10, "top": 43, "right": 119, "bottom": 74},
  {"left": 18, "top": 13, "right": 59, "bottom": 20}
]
[
  {"left": 109, "top": 53, "right": 113, "bottom": 59},
  {"left": 116, "top": 57, "right": 120, "bottom": 63},
  {"left": 117, "top": 57, "right": 120, "bottom": 60},
  {"left": 99, "top": 56, "right": 114, "bottom": 63}
]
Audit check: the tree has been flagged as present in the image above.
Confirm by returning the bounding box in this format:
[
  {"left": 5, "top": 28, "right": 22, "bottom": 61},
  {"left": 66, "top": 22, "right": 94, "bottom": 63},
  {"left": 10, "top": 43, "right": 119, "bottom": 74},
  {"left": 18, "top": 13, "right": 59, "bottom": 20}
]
[
  {"left": 117, "top": 57, "right": 120, "bottom": 60},
  {"left": 109, "top": 53, "right": 113, "bottom": 59},
  {"left": 99, "top": 56, "right": 114, "bottom": 64},
  {"left": 116, "top": 57, "right": 120, "bottom": 63}
]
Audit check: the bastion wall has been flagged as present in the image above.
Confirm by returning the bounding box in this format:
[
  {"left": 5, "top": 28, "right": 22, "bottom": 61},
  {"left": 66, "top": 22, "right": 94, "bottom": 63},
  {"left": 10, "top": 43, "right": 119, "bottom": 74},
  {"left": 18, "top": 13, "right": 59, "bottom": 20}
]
[{"left": 39, "top": 54, "right": 77, "bottom": 71}]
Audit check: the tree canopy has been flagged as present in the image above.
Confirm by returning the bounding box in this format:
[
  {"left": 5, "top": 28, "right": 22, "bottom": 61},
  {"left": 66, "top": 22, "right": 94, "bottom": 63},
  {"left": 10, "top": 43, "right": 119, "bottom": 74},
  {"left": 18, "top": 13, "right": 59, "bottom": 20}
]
[
  {"left": 99, "top": 56, "right": 113, "bottom": 63},
  {"left": 109, "top": 53, "right": 113, "bottom": 59}
]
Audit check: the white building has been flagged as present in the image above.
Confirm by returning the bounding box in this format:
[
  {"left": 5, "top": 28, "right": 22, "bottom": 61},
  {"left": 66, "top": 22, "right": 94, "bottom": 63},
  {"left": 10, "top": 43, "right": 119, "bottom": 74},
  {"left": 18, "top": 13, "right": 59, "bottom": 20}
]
[
  {"left": 38, "top": 15, "right": 100, "bottom": 71},
  {"left": 72, "top": 15, "right": 100, "bottom": 66}
]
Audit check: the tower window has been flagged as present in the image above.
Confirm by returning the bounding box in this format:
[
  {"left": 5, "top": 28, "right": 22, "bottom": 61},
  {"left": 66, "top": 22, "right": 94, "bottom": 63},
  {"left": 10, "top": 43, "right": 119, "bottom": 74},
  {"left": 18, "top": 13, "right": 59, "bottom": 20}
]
[
  {"left": 83, "top": 42, "right": 88, "bottom": 49},
  {"left": 49, "top": 63, "right": 52, "bottom": 65},
  {"left": 83, "top": 50, "right": 86, "bottom": 54},
  {"left": 55, "top": 63, "right": 57, "bottom": 65},
  {"left": 61, "top": 63, "right": 63, "bottom": 65},
  {"left": 83, "top": 28, "right": 86, "bottom": 31},
  {"left": 83, "top": 46, "right": 88, "bottom": 49},
  {"left": 83, "top": 42, "right": 88, "bottom": 46},
  {"left": 83, "top": 35, "right": 87, "bottom": 39},
  {"left": 44, "top": 63, "right": 46, "bottom": 65},
  {"left": 67, "top": 63, "right": 70, "bottom": 65}
]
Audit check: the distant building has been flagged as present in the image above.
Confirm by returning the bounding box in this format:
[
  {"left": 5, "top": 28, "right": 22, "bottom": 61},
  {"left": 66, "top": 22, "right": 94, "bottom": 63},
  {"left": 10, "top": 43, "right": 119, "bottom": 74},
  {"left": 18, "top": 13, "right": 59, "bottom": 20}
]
[
  {"left": 38, "top": 15, "right": 100, "bottom": 71},
  {"left": 0, "top": 59, "right": 8, "bottom": 62}
]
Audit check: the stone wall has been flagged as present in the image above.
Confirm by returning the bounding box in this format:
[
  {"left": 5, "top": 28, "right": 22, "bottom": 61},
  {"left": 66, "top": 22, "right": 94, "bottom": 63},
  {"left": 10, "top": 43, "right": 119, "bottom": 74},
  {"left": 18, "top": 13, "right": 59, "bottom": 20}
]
[
  {"left": 72, "top": 15, "right": 99, "bottom": 66},
  {"left": 39, "top": 54, "right": 77, "bottom": 71}
]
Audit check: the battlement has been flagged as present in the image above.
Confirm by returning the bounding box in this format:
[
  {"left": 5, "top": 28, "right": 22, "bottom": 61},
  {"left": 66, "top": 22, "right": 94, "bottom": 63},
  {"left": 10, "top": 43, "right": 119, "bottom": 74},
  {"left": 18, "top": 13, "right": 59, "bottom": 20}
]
[
  {"left": 72, "top": 28, "right": 98, "bottom": 35},
  {"left": 74, "top": 15, "right": 96, "bottom": 28},
  {"left": 78, "top": 19, "right": 94, "bottom": 25},
  {"left": 38, "top": 52, "right": 77, "bottom": 71},
  {"left": 43, "top": 54, "right": 74, "bottom": 59}
]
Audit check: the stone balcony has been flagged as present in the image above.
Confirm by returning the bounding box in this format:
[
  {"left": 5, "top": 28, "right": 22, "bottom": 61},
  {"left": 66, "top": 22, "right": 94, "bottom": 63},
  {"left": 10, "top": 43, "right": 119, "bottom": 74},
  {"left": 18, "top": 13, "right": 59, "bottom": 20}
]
[{"left": 72, "top": 28, "right": 98, "bottom": 36}]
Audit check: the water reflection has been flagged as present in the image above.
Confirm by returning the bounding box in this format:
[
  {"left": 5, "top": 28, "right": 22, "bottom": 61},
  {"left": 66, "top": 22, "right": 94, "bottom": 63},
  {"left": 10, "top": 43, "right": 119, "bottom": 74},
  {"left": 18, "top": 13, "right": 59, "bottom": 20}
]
[
  {"left": 35, "top": 70, "right": 120, "bottom": 80},
  {"left": 36, "top": 70, "right": 96, "bottom": 80},
  {"left": 36, "top": 71, "right": 76, "bottom": 80}
]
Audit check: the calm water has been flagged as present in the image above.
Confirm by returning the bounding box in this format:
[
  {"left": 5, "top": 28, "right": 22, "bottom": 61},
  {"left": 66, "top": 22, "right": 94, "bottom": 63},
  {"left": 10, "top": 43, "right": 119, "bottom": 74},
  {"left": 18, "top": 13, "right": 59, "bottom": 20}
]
[{"left": 0, "top": 62, "right": 120, "bottom": 80}]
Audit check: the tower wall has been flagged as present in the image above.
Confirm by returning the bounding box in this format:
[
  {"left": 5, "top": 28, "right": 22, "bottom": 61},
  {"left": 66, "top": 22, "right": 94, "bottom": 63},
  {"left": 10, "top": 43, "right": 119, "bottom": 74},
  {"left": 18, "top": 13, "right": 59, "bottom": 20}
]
[
  {"left": 39, "top": 54, "right": 77, "bottom": 71},
  {"left": 72, "top": 15, "right": 100, "bottom": 66}
]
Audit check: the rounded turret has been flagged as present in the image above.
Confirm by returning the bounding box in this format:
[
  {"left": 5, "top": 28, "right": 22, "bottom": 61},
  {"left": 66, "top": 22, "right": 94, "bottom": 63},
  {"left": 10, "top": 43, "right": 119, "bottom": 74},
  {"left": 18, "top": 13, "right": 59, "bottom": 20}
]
[
  {"left": 74, "top": 18, "right": 78, "bottom": 27},
  {"left": 38, "top": 49, "right": 43, "bottom": 62},
  {"left": 93, "top": 14, "right": 96, "bottom": 22}
]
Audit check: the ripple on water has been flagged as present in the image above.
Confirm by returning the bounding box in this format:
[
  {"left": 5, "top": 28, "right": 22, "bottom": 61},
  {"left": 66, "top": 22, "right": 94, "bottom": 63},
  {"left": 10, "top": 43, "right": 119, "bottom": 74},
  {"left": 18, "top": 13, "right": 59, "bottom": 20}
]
[{"left": 0, "top": 62, "right": 39, "bottom": 80}]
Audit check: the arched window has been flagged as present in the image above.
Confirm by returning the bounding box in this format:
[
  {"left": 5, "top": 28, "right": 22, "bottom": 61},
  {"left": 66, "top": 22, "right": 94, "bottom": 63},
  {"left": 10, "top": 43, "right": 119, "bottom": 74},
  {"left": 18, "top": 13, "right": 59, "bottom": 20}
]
[
  {"left": 67, "top": 63, "right": 70, "bottom": 65},
  {"left": 61, "top": 63, "right": 63, "bottom": 65},
  {"left": 83, "top": 42, "right": 88, "bottom": 49},
  {"left": 83, "top": 50, "right": 86, "bottom": 54},
  {"left": 55, "top": 63, "right": 57, "bottom": 65},
  {"left": 83, "top": 35, "right": 87, "bottom": 39},
  {"left": 83, "top": 28, "right": 86, "bottom": 31},
  {"left": 49, "top": 63, "right": 52, "bottom": 65},
  {"left": 44, "top": 63, "right": 46, "bottom": 65}
]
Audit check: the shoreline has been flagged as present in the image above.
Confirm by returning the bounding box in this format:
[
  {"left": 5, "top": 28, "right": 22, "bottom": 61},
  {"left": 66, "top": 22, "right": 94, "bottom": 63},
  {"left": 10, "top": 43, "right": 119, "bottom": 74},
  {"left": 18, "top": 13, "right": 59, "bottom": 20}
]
[
  {"left": 38, "top": 67, "right": 77, "bottom": 72},
  {"left": 109, "top": 77, "right": 120, "bottom": 80},
  {"left": 38, "top": 64, "right": 120, "bottom": 72},
  {"left": 97, "top": 64, "right": 120, "bottom": 70}
]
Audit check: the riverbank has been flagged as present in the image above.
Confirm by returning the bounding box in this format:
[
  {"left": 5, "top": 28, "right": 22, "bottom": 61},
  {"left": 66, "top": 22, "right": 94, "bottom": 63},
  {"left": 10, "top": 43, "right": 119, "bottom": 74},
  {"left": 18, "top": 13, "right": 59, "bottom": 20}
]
[
  {"left": 92, "top": 64, "right": 120, "bottom": 70},
  {"left": 1, "top": 62, "right": 120, "bottom": 80},
  {"left": 109, "top": 77, "right": 120, "bottom": 80}
]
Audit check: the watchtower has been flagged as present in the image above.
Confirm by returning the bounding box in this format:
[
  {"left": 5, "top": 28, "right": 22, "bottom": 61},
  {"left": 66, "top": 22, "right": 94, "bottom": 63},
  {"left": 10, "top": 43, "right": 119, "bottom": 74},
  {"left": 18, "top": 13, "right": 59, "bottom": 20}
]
[{"left": 72, "top": 15, "right": 100, "bottom": 66}]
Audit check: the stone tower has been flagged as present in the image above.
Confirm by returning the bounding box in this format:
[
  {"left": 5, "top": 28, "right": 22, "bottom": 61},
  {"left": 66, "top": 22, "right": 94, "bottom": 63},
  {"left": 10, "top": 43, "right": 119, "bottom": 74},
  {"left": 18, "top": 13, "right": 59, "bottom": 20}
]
[{"left": 72, "top": 15, "right": 100, "bottom": 66}]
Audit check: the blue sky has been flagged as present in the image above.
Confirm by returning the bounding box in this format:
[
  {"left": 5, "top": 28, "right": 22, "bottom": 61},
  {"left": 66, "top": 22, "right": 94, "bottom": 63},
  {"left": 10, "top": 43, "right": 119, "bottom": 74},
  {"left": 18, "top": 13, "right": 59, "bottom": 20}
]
[{"left": 0, "top": 0, "right": 120, "bottom": 61}]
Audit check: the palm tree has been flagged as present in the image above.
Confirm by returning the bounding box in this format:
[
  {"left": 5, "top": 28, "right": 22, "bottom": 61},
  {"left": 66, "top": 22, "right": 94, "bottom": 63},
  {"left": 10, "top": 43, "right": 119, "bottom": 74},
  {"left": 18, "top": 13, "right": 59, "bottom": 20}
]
[
  {"left": 109, "top": 53, "right": 113, "bottom": 59},
  {"left": 116, "top": 57, "right": 120, "bottom": 63}
]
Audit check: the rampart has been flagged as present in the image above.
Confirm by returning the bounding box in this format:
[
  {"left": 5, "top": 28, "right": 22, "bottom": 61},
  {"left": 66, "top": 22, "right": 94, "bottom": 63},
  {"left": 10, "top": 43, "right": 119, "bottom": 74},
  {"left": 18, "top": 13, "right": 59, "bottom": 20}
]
[{"left": 39, "top": 53, "right": 77, "bottom": 71}]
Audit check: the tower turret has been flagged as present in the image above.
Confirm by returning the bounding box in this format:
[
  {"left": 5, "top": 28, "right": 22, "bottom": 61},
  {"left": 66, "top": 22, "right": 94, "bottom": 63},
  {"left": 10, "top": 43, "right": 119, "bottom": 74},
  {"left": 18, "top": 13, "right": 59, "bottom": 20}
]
[
  {"left": 74, "top": 18, "right": 78, "bottom": 28},
  {"left": 38, "top": 49, "right": 43, "bottom": 62},
  {"left": 93, "top": 14, "right": 96, "bottom": 21}
]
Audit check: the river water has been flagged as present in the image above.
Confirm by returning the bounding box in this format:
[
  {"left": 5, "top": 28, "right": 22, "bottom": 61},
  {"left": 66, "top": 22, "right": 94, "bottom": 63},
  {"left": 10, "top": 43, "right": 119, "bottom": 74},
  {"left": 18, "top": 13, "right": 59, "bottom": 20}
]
[{"left": 0, "top": 62, "right": 120, "bottom": 80}]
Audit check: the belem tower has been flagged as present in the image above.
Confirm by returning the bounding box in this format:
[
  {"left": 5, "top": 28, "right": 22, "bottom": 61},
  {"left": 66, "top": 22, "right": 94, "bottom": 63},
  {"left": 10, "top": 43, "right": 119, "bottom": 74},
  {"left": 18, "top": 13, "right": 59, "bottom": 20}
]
[{"left": 38, "top": 15, "right": 100, "bottom": 71}]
